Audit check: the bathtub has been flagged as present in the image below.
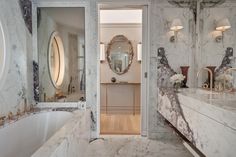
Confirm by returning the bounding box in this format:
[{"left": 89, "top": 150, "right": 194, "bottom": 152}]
[{"left": 0, "top": 111, "right": 73, "bottom": 157}]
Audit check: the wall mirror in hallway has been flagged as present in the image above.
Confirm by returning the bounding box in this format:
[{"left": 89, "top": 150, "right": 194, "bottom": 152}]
[
  {"left": 107, "top": 35, "right": 134, "bottom": 75},
  {"left": 38, "top": 7, "right": 85, "bottom": 102}
]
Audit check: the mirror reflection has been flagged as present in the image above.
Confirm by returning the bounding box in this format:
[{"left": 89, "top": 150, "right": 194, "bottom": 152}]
[
  {"left": 38, "top": 7, "right": 85, "bottom": 102},
  {"left": 48, "top": 32, "right": 65, "bottom": 88},
  {"left": 107, "top": 35, "right": 133, "bottom": 75}
]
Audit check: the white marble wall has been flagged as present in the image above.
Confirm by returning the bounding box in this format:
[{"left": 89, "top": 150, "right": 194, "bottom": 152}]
[
  {"left": 38, "top": 10, "right": 58, "bottom": 99},
  {"left": 200, "top": 2, "right": 236, "bottom": 86},
  {"left": 148, "top": 0, "right": 194, "bottom": 139},
  {"left": 0, "top": 0, "right": 33, "bottom": 116}
]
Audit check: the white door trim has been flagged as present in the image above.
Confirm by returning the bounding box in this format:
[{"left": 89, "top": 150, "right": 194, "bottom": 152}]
[{"left": 97, "top": 1, "right": 150, "bottom": 137}]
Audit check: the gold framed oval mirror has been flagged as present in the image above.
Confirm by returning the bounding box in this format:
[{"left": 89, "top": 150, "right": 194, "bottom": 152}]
[{"left": 107, "top": 35, "right": 134, "bottom": 75}]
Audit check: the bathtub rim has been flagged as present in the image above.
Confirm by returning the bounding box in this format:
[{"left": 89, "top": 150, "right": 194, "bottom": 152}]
[
  {"left": 0, "top": 110, "right": 73, "bottom": 130},
  {"left": 31, "top": 109, "right": 90, "bottom": 157}
]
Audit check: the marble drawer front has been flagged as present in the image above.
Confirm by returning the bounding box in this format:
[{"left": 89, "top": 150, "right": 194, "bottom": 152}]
[{"left": 158, "top": 89, "right": 236, "bottom": 157}]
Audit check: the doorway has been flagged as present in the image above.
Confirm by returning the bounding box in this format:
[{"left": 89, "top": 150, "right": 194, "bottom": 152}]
[{"left": 98, "top": 6, "right": 147, "bottom": 135}]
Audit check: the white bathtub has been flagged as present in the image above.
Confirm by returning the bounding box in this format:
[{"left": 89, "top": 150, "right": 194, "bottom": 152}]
[{"left": 0, "top": 111, "right": 73, "bottom": 157}]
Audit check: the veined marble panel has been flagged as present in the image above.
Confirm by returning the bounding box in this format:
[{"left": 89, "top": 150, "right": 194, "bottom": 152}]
[
  {"left": 0, "top": 0, "right": 33, "bottom": 116},
  {"left": 32, "top": 109, "right": 91, "bottom": 157},
  {"left": 85, "top": 135, "right": 193, "bottom": 157},
  {"left": 158, "top": 88, "right": 236, "bottom": 157}
]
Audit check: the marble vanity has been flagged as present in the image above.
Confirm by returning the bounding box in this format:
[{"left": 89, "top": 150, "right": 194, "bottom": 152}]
[{"left": 158, "top": 88, "right": 236, "bottom": 157}]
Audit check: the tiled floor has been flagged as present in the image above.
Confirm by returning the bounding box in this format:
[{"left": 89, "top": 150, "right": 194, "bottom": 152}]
[{"left": 85, "top": 135, "right": 193, "bottom": 157}]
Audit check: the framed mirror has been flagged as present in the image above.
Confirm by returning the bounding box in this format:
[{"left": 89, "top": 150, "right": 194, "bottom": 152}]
[
  {"left": 48, "top": 31, "right": 65, "bottom": 88},
  {"left": 38, "top": 7, "right": 85, "bottom": 102},
  {"left": 107, "top": 35, "right": 134, "bottom": 75}
]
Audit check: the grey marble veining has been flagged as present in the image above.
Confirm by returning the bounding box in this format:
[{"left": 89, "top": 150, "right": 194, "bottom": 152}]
[
  {"left": 158, "top": 88, "right": 236, "bottom": 157},
  {"left": 0, "top": 0, "right": 33, "bottom": 116},
  {"left": 85, "top": 135, "right": 193, "bottom": 157},
  {"left": 32, "top": 109, "right": 91, "bottom": 157}
]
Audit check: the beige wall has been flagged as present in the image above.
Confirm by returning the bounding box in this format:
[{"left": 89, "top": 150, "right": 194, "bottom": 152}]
[
  {"left": 100, "top": 23, "right": 142, "bottom": 83},
  {"left": 100, "top": 23, "right": 142, "bottom": 114}
]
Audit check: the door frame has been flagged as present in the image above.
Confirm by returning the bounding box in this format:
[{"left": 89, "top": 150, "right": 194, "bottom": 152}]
[{"left": 97, "top": 1, "right": 150, "bottom": 136}]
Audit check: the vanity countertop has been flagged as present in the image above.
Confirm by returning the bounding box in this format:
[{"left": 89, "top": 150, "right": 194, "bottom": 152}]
[
  {"left": 179, "top": 88, "right": 236, "bottom": 112},
  {"left": 177, "top": 88, "right": 236, "bottom": 130}
]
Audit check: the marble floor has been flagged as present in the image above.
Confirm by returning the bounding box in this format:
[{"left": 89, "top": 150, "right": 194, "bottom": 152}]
[{"left": 85, "top": 135, "right": 193, "bottom": 157}]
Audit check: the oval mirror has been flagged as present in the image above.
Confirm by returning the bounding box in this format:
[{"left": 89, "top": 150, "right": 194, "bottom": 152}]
[
  {"left": 107, "top": 35, "right": 134, "bottom": 75},
  {"left": 48, "top": 31, "right": 65, "bottom": 88}
]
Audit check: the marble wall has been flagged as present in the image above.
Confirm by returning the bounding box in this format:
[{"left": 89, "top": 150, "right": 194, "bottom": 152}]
[
  {"left": 0, "top": 0, "right": 33, "bottom": 116},
  {"left": 148, "top": 0, "right": 194, "bottom": 139},
  {"left": 200, "top": 2, "right": 236, "bottom": 86},
  {"left": 1, "top": 0, "right": 235, "bottom": 139}
]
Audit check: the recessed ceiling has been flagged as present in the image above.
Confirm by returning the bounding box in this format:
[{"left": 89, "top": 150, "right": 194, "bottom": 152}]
[
  {"left": 42, "top": 7, "right": 85, "bottom": 30},
  {"left": 100, "top": 10, "right": 142, "bottom": 24}
]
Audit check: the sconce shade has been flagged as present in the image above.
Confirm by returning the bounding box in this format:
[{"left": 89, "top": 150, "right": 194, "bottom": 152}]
[
  {"left": 100, "top": 43, "right": 105, "bottom": 61},
  {"left": 216, "top": 18, "right": 231, "bottom": 31},
  {"left": 170, "top": 19, "right": 183, "bottom": 31},
  {"left": 137, "top": 43, "right": 142, "bottom": 61}
]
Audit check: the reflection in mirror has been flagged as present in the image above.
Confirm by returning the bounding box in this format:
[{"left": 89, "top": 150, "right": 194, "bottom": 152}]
[
  {"left": 48, "top": 32, "right": 65, "bottom": 88},
  {"left": 38, "top": 7, "right": 85, "bottom": 102},
  {"left": 107, "top": 35, "right": 133, "bottom": 75}
]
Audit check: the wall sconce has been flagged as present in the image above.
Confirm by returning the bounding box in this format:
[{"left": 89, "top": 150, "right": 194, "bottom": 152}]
[
  {"left": 214, "top": 18, "right": 231, "bottom": 42},
  {"left": 100, "top": 42, "right": 105, "bottom": 62},
  {"left": 212, "top": 31, "right": 223, "bottom": 43},
  {"left": 137, "top": 42, "right": 142, "bottom": 62},
  {"left": 170, "top": 18, "right": 183, "bottom": 43}
]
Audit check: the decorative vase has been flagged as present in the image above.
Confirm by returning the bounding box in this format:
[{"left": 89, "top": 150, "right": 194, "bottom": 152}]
[
  {"left": 174, "top": 82, "right": 181, "bottom": 92},
  {"left": 111, "top": 77, "right": 116, "bottom": 83},
  {"left": 180, "top": 66, "right": 189, "bottom": 88},
  {"left": 206, "top": 66, "right": 216, "bottom": 88}
]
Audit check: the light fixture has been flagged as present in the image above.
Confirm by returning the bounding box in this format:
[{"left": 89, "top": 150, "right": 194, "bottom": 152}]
[
  {"left": 170, "top": 18, "right": 183, "bottom": 42},
  {"left": 214, "top": 18, "right": 231, "bottom": 43},
  {"left": 100, "top": 42, "right": 105, "bottom": 62},
  {"left": 137, "top": 42, "right": 142, "bottom": 62},
  {"left": 212, "top": 31, "right": 223, "bottom": 43},
  {"left": 170, "top": 19, "right": 184, "bottom": 31},
  {"left": 216, "top": 18, "right": 231, "bottom": 31}
]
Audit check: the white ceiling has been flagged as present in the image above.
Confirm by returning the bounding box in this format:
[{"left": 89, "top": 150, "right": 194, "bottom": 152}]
[
  {"left": 42, "top": 7, "right": 85, "bottom": 30},
  {"left": 100, "top": 10, "right": 142, "bottom": 24}
]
